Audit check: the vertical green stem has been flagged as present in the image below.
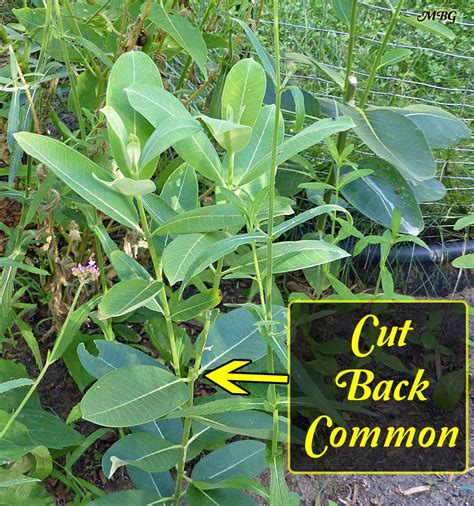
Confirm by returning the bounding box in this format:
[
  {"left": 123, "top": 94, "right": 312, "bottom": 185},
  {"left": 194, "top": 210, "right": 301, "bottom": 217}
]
[
  {"left": 359, "top": 0, "right": 405, "bottom": 107},
  {"left": 264, "top": 0, "right": 282, "bottom": 459},
  {"left": 94, "top": 231, "right": 114, "bottom": 341},
  {"left": 54, "top": 0, "right": 86, "bottom": 140},
  {"left": 136, "top": 197, "right": 180, "bottom": 374},
  {"left": 316, "top": 0, "right": 358, "bottom": 231}
]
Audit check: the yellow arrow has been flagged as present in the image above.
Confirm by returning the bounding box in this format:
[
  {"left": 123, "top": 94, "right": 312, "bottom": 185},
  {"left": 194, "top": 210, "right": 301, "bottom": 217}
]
[{"left": 204, "top": 359, "right": 289, "bottom": 395}]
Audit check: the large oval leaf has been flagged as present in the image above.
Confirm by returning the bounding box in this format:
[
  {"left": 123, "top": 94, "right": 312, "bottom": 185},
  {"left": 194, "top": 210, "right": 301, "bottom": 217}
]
[
  {"left": 340, "top": 158, "right": 424, "bottom": 235},
  {"left": 106, "top": 51, "right": 162, "bottom": 142},
  {"left": 233, "top": 105, "right": 284, "bottom": 186},
  {"left": 408, "top": 178, "right": 446, "bottom": 203},
  {"left": 200, "top": 308, "right": 263, "bottom": 372},
  {"left": 14, "top": 133, "right": 139, "bottom": 229},
  {"left": 81, "top": 365, "right": 188, "bottom": 426},
  {"left": 385, "top": 105, "right": 471, "bottom": 149},
  {"left": 126, "top": 84, "right": 223, "bottom": 184},
  {"left": 77, "top": 340, "right": 165, "bottom": 380},
  {"left": 161, "top": 163, "right": 198, "bottom": 212},
  {"left": 191, "top": 440, "right": 266, "bottom": 483},
  {"left": 163, "top": 233, "right": 224, "bottom": 285},
  {"left": 98, "top": 279, "right": 163, "bottom": 319},
  {"left": 318, "top": 99, "right": 436, "bottom": 182},
  {"left": 102, "top": 433, "right": 180, "bottom": 477},
  {"left": 221, "top": 59, "right": 266, "bottom": 127}
]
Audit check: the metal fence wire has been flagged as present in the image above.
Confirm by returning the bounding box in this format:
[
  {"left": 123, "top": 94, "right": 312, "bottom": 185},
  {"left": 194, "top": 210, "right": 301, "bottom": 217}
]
[{"left": 253, "top": 1, "right": 473, "bottom": 234}]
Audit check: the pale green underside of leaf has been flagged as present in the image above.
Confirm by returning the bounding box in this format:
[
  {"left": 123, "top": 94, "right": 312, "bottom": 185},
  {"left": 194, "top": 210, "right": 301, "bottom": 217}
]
[
  {"left": 230, "top": 240, "right": 350, "bottom": 276},
  {"left": 81, "top": 365, "right": 188, "bottom": 427},
  {"left": 98, "top": 279, "right": 163, "bottom": 319},
  {"left": 126, "top": 84, "right": 223, "bottom": 184},
  {"left": 14, "top": 133, "right": 140, "bottom": 229}
]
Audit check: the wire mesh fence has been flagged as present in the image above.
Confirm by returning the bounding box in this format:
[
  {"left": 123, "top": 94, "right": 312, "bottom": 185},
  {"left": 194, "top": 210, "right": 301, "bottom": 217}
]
[{"left": 254, "top": 1, "right": 473, "bottom": 234}]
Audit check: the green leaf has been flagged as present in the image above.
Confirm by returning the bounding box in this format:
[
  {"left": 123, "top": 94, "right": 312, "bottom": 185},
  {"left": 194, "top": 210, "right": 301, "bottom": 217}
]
[
  {"left": 187, "top": 485, "right": 258, "bottom": 506},
  {"left": 199, "top": 308, "right": 264, "bottom": 371},
  {"left": 433, "top": 369, "right": 465, "bottom": 410},
  {"left": 319, "top": 99, "right": 436, "bottom": 182},
  {"left": 126, "top": 84, "right": 223, "bottom": 184},
  {"left": 400, "top": 15, "right": 455, "bottom": 40},
  {"left": 221, "top": 58, "right": 266, "bottom": 127},
  {"left": 340, "top": 159, "right": 424, "bottom": 235},
  {"left": 90, "top": 490, "right": 159, "bottom": 506},
  {"left": 153, "top": 204, "right": 245, "bottom": 236},
  {"left": 143, "top": 194, "right": 178, "bottom": 226},
  {"left": 191, "top": 440, "right": 266, "bottom": 483},
  {"left": 408, "top": 178, "right": 446, "bottom": 203},
  {"left": 139, "top": 119, "right": 201, "bottom": 174},
  {"left": 387, "top": 105, "right": 471, "bottom": 149},
  {"left": 453, "top": 254, "right": 474, "bottom": 269},
  {"left": 163, "top": 233, "right": 224, "bottom": 285},
  {"left": 234, "top": 105, "right": 284, "bottom": 186},
  {"left": 98, "top": 280, "right": 163, "bottom": 319},
  {"left": 379, "top": 48, "right": 411, "bottom": 69},
  {"left": 238, "top": 116, "right": 355, "bottom": 185},
  {"left": 269, "top": 454, "right": 300, "bottom": 505},
  {"left": 200, "top": 115, "right": 252, "bottom": 153},
  {"left": 78, "top": 340, "right": 164, "bottom": 380},
  {"left": 14, "top": 133, "right": 140, "bottom": 230},
  {"left": 191, "top": 476, "right": 269, "bottom": 499},
  {"left": 164, "top": 397, "right": 266, "bottom": 420},
  {"left": 0, "top": 259, "right": 48, "bottom": 276},
  {"left": 49, "top": 294, "right": 101, "bottom": 363},
  {"left": 230, "top": 240, "right": 350, "bottom": 277},
  {"left": 0, "top": 359, "right": 40, "bottom": 413},
  {"left": 357, "top": 107, "right": 435, "bottom": 181},
  {"left": 102, "top": 433, "right": 180, "bottom": 477},
  {"left": 0, "top": 378, "right": 34, "bottom": 394},
  {"left": 454, "top": 214, "right": 474, "bottom": 231},
  {"left": 81, "top": 365, "right": 188, "bottom": 427},
  {"left": 233, "top": 19, "right": 276, "bottom": 84},
  {"left": 0, "top": 410, "right": 37, "bottom": 462},
  {"left": 161, "top": 163, "right": 198, "bottom": 212},
  {"left": 98, "top": 176, "right": 156, "bottom": 197},
  {"left": 272, "top": 205, "right": 349, "bottom": 239},
  {"left": 17, "top": 410, "right": 83, "bottom": 449},
  {"left": 170, "top": 289, "right": 221, "bottom": 322},
  {"left": 148, "top": 4, "right": 208, "bottom": 78},
  {"left": 127, "top": 467, "right": 174, "bottom": 500},
  {"left": 100, "top": 106, "right": 131, "bottom": 177},
  {"left": 194, "top": 410, "right": 289, "bottom": 443},
  {"left": 106, "top": 51, "right": 162, "bottom": 141},
  {"left": 331, "top": 0, "right": 352, "bottom": 26},
  {"left": 180, "top": 232, "right": 267, "bottom": 292}
]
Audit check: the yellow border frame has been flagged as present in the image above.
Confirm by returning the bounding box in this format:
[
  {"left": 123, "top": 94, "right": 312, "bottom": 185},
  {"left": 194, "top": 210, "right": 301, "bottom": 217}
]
[{"left": 287, "top": 299, "right": 469, "bottom": 475}]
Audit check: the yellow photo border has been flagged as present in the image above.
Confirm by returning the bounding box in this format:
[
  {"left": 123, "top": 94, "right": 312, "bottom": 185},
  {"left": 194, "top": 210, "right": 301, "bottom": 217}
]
[{"left": 287, "top": 299, "right": 469, "bottom": 475}]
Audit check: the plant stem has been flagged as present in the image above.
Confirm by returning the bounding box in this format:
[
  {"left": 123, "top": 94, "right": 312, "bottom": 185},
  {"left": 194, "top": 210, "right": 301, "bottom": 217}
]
[
  {"left": 227, "top": 149, "right": 235, "bottom": 188},
  {"left": 173, "top": 312, "right": 213, "bottom": 505},
  {"left": 264, "top": 0, "right": 282, "bottom": 459},
  {"left": 316, "top": 0, "right": 358, "bottom": 231},
  {"left": 359, "top": 0, "right": 405, "bottom": 108},
  {"left": 54, "top": 0, "right": 86, "bottom": 141},
  {"left": 0, "top": 282, "right": 84, "bottom": 439},
  {"left": 136, "top": 197, "right": 180, "bottom": 374}
]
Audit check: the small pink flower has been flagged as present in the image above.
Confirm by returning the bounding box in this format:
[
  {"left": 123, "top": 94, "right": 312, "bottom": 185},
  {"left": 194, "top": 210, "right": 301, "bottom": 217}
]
[{"left": 72, "top": 258, "right": 100, "bottom": 283}]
